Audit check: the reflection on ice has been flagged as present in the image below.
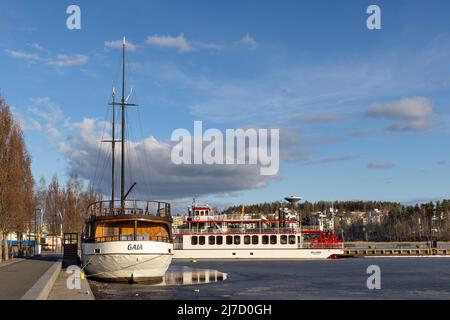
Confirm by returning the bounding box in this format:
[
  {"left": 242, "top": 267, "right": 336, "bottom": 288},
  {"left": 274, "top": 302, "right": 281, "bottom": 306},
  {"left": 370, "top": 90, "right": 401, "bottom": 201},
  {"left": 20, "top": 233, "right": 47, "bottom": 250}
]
[{"left": 154, "top": 266, "right": 227, "bottom": 286}]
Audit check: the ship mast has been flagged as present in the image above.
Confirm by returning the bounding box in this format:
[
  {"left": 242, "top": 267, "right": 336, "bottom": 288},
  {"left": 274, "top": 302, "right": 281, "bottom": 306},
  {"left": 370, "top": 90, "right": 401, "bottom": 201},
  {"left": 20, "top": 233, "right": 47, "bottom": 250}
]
[
  {"left": 111, "top": 88, "right": 116, "bottom": 204},
  {"left": 104, "top": 88, "right": 117, "bottom": 208},
  {"left": 106, "top": 37, "right": 137, "bottom": 212},
  {"left": 121, "top": 37, "right": 126, "bottom": 210}
]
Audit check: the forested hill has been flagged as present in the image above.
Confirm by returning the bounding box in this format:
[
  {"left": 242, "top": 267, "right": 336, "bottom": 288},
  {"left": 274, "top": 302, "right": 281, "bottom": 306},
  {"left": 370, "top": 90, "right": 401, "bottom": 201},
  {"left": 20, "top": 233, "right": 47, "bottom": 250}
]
[
  {"left": 223, "top": 200, "right": 403, "bottom": 215},
  {"left": 223, "top": 200, "right": 450, "bottom": 242}
]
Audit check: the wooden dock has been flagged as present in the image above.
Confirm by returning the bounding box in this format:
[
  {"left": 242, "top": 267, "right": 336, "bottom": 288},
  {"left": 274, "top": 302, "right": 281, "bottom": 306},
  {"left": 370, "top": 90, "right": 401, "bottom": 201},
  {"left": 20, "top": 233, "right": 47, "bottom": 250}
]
[{"left": 343, "top": 247, "right": 450, "bottom": 257}]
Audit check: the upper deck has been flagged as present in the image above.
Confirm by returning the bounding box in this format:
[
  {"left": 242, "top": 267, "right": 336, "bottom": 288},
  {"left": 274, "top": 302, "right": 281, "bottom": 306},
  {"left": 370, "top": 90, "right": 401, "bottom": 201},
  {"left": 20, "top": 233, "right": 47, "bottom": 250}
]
[{"left": 86, "top": 200, "right": 172, "bottom": 221}]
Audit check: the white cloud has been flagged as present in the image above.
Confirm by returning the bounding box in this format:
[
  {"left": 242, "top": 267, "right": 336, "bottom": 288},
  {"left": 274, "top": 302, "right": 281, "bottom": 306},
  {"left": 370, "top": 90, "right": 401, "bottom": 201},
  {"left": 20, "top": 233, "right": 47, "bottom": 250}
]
[
  {"left": 365, "top": 97, "right": 432, "bottom": 120},
  {"left": 30, "top": 43, "right": 44, "bottom": 51},
  {"left": 240, "top": 33, "right": 257, "bottom": 48},
  {"left": 14, "top": 114, "right": 42, "bottom": 132},
  {"left": 46, "top": 127, "right": 62, "bottom": 140},
  {"left": 365, "top": 97, "right": 435, "bottom": 132},
  {"left": 47, "top": 54, "right": 88, "bottom": 67},
  {"left": 4, "top": 49, "right": 41, "bottom": 61},
  {"left": 29, "top": 98, "right": 64, "bottom": 124},
  {"left": 367, "top": 161, "right": 396, "bottom": 169},
  {"left": 104, "top": 39, "right": 137, "bottom": 52},
  {"left": 146, "top": 34, "right": 193, "bottom": 52},
  {"left": 387, "top": 119, "right": 434, "bottom": 132},
  {"left": 25, "top": 97, "right": 68, "bottom": 142},
  {"left": 59, "top": 118, "right": 275, "bottom": 199},
  {"left": 23, "top": 118, "right": 42, "bottom": 131},
  {"left": 299, "top": 155, "right": 359, "bottom": 166},
  {"left": 145, "top": 34, "right": 221, "bottom": 53},
  {"left": 5, "top": 48, "right": 88, "bottom": 68},
  {"left": 292, "top": 114, "right": 348, "bottom": 122}
]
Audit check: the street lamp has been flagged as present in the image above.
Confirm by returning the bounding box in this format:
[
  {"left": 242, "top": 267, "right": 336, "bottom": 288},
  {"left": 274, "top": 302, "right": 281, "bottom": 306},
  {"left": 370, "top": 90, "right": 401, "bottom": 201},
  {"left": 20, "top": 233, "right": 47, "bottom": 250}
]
[{"left": 34, "top": 209, "right": 42, "bottom": 256}]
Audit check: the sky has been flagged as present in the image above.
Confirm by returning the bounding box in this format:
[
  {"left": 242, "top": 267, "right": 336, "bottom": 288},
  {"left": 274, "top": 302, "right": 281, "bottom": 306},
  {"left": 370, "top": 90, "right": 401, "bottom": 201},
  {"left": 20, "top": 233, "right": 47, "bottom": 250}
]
[{"left": 1, "top": 0, "right": 450, "bottom": 212}]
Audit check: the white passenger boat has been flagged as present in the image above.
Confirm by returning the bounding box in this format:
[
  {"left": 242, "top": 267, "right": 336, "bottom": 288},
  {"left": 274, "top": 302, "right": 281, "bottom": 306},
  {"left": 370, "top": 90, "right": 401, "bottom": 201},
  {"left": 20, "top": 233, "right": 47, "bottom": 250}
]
[{"left": 173, "top": 199, "right": 344, "bottom": 260}]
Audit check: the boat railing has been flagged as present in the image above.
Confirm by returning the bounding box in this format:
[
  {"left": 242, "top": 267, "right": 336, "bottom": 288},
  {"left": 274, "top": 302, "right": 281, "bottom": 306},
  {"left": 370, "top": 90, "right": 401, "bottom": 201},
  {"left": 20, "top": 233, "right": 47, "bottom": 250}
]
[
  {"left": 186, "top": 213, "right": 282, "bottom": 221},
  {"left": 83, "top": 234, "right": 171, "bottom": 243},
  {"left": 299, "top": 242, "right": 344, "bottom": 249},
  {"left": 173, "top": 227, "right": 299, "bottom": 234},
  {"left": 87, "top": 200, "right": 171, "bottom": 219}
]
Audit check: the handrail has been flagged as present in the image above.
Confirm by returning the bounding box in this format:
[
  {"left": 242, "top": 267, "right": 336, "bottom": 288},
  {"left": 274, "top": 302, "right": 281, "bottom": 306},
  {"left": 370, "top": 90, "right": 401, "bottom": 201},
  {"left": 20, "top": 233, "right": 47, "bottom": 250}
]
[
  {"left": 185, "top": 213, "right": 283, "bottom": 221},
  {"left": 83, "top": 234, "right": 172, "bottom": 243},
  {"left": 87, "top": 200, "right": 171, "bottom": 219},
  {"left": 299, "top": 242, "right": 344, "bottom": 249},
  {"left": 173, "top": 227, "right": 299, "bottom": 234}
]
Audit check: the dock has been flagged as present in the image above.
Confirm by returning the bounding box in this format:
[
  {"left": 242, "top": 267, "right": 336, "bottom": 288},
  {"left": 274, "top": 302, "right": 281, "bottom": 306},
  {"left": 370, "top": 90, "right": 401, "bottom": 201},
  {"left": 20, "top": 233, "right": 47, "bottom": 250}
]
[
  {"left": 47, "top": 268, "right": 94, "bottom": 300},
  {"left": 342, "top": 247, "right": 450, "bottom": 257}
]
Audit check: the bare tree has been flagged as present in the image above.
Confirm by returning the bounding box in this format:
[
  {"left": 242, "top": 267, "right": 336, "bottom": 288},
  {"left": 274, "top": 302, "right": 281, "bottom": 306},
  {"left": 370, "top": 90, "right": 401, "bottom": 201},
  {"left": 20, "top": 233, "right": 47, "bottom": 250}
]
[{"left": 0, "top": 97, "right": 35, "bottom": 260}]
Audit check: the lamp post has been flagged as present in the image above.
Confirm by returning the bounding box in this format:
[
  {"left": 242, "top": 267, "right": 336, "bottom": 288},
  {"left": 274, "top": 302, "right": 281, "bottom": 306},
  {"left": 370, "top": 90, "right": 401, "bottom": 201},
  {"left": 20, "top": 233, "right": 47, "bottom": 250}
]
[{"left": 58, "top": 211, "right": 63, "bottom": 254}]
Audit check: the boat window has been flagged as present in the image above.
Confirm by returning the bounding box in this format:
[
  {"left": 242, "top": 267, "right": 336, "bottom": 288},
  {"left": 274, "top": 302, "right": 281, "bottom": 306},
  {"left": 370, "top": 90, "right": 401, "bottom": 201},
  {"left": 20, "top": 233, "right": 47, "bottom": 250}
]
[
  {"left": 244, "top": 236, "right": 250, "bottom": 245},
  {"left": 270, "top": 235, "right": 277, "bottom": 245},
  {"left": 226, "top": 236, "right": 233, "bottom": 245},
  {"left": 208, "top": 236, "right": 215, "bottom": 245},
  {"left": 281, "top": 235, "right": 287, "bottom": 244},
  {"left": 289, "top": 235, "right": 296, "bottom": 244},
  {"left": 136, "top": 221, "right": 169, "bottom": 242},
  {"left": 252, "top": 235, "right": 258, "bottom": 245},
  {"left": 262, "top": 235, "right": 269, "bottom": 245},
  {"left": 135, "top": 234, "right": 149, "bottom": 241},
  {"left": 234, "top": 236, "right": 241, "bottom": 245},
  {"left": 199, "top": 236, "right": 205, "bottom": 245},
  {"left": 191, "top": 236, "right": 198, "bottom": 245},
  {"left": 216, "top": 236, "right": 223, "bottom": 245}
]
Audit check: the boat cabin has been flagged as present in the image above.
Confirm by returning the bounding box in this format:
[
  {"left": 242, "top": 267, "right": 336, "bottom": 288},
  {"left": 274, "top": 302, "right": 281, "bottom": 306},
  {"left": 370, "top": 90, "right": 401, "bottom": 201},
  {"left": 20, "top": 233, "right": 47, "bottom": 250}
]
[{"left": 83, "top": 200, "right": 173, "bottom": 244}]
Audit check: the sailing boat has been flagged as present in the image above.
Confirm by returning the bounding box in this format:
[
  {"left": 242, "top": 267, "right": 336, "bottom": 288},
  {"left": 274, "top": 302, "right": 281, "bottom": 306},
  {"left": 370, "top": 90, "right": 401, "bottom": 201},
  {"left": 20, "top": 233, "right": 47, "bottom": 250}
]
[{"left": 80, "top": 38, "right": 173, "bottom": 283}]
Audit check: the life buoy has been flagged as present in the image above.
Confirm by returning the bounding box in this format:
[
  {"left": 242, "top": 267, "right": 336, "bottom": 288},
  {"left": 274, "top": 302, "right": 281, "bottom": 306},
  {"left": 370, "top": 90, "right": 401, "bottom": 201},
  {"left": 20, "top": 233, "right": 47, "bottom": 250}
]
[{"left": 195, "top": 216, "right": 201, "bottom": 221}]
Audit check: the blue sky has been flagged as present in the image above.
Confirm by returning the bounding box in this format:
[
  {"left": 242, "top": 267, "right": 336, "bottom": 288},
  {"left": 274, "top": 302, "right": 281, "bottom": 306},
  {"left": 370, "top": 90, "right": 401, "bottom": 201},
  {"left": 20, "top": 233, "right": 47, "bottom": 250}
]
[{"left": 1, "top": 0, "right": 450, "bottom": 211}]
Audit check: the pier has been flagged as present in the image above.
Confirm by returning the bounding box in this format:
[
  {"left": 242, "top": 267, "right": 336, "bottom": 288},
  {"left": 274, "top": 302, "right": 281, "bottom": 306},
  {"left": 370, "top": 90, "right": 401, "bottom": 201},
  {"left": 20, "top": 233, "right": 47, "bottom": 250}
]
[
  {"left": 342, "top": 247, "right": 450, "bottom": 257},
  {"left": 0, "top": 234, "right": 94, "bottom": 300},
  {"left": 0, "top": 254, "right": 61, "bottom": 300}
]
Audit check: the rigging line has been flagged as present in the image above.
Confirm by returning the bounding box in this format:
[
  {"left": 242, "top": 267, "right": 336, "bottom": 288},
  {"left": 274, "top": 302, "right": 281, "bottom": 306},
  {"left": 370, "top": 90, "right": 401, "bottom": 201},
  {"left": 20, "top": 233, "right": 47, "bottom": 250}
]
[
  {"left": 111, "top": 47, "right": 121, "bottom": 99},
  {"left": 91, "top": 103, "right": 111, "bottom": 192},
  {"left": 136, "top": 103, "right": 155, "bottom": 201},
  {"left": 128, "top": 108, "right": 148, "bottom": 200},
  {"left": 94, "top": 127, "right": 112, "bottom": 197},
  {"left": 95, "top": 107, "right": 112, "bottom": 193},
  {"left": 130, "top": 107, "right": 152, "bottom": 201},
  {"left": 124, "top": 49, "right": 147, "bottom": 197},
  {"left": 126, "top": 66, "right": 154, "bottom": 201},
  {"left": 125, "top": 108, "right": 134, "bottom": 196},
  {"left": 97, "top": 146, "right": 112, "bottom": 199},
  {"left": 122, "top": 108, "right": 130, "bottom": 196}
]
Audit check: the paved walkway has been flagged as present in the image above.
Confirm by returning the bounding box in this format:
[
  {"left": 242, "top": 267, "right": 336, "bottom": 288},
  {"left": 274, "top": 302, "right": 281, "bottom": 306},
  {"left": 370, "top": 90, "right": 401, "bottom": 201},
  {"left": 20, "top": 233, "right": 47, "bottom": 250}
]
[
  {"left": 0, "top": 258, "right": 25, "bottom": 269},
  {"left": 48, "top": 270, "right": 94, "bottom": 300},
  {"left": 0, "top": 255, "right": 60, "bottom": 300}
]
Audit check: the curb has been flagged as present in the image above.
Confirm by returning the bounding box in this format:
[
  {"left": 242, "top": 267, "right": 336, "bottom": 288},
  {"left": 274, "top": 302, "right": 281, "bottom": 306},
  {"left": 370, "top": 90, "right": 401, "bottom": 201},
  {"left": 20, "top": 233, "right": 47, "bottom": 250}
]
[
  {"left": 21, "top": 259, "right": 62, "bottom": 300},
  {"left": 0, "top": 258, "right": 24, "bottom": 269}
]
